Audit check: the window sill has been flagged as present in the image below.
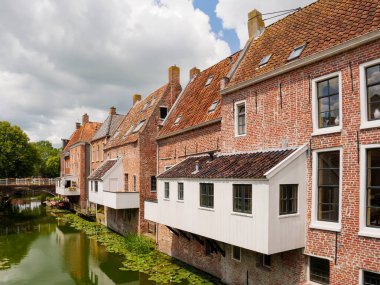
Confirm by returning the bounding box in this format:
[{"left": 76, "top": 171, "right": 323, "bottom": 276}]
[
  {"left": 309, "top": 221, "right": 341, "bottom": 232},
  {"left": 278, "top": 213, "right": 299, "bottom": 219},
  {"left": 358, "top": 228, "right": 380, "bottom": 239},
  {"left": 231, "top": 212, "right": 253, "bottom": 218},
  {"left": 163, "top": 198, "right": 170, "bottom": 201},
  {"left": 311, "top": 127, "right": 341, "bottom": 137},
  {"left": 198, "top": 207, "right": 215, "bottom": 212},
  {"left": 360, "top": 121, "right": 380, "bottom": 130},
  {"left": 176, "top": 200, "right": 184, "bottom": 203},
  {"left": 235, "top": 133, "right": 247, "bottom": 138}
]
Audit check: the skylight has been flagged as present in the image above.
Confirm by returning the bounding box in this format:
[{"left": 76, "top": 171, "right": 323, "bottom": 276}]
[
  {"left": 142, "top": 102, "right": 148, "bottom": 111},
  {"left": 259, "top": 54, "right": 272, "bottom": 66},
  {"left": 111, "top": 130, "right": 120, "bottom": 141},
  {"left": 288, "top": 44, "right": 306, "bottom": 61},
  {"left": 174, "top": 115, "right": 182, "bottom": 125},
  {"left": 149, "top": 97, "right": 156, "bottom": 108},
  {"left": 123, "top": 125, "right": 134, "bottom": 138},
  {"left": 209, "top": 100, "right": 219, "bottom": 112},
  {"left": 132, "top": 120, "right": 145, "bottom": 133},
  {"left": 205, "top": 76, "right": 214, "bottom": 86}
]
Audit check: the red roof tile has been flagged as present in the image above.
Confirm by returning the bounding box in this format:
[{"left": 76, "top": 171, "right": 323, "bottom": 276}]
[
  {"left": 64, "top": 122, "right": 101, "bottom": 151},
  {"left": 158, "top": 52, "right": 241, "bottom": 138},
  {"left": 228, "top": 0, "right": 380, "bottom": 87},
  {"left": 88, "top": 159, "right": 118, "bottom": 180},
  {"left": 158, "top": 149, "right": 296, "bottom": 179}
]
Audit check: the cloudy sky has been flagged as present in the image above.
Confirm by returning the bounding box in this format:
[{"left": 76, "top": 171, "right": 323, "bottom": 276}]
[{"left": 0, "top": 0, "right": 315, "bottom": 146}]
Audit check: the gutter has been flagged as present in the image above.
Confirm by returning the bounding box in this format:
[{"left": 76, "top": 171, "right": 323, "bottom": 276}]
[
  {"left": 221, "top": 29, "right": 380, "bottom": 95},
  {"left": 157, "top": 118, "right": 221, "bottom": 140}
]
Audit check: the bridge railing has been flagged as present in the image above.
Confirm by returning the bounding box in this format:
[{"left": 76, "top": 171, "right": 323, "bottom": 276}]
[{"left": 0, "top": 178, "right": 58, "bottom": 186}]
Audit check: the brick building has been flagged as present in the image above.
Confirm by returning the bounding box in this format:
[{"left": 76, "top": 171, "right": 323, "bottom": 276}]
[
  {"left": 88, "top": 66, "right": 182, "bottom": 235},
  {"left": 146, "top": 0, "right": 380, "bottom": 284},
  {"left": 57, "top": 114, "right": 101, "bottom": 209}
]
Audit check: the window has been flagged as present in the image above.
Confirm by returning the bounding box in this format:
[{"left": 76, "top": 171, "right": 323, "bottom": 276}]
[
  {"left": 149, "top": 97, "right": 156, "bottom": 108},
  {"left": 259, "top": 54, "right": 272, "bottom": 66},
  {"left": 101, "top": 144, "right": 104, "bottom": 161},
  {"left": 205, "top": 76, "right": 214, "bottom": 86},
  {"left": 142, "top": 102, "right": 148, "bottom": 111},
  {"left": 151, "top": 176, "right": 157, "bottom": 192},
  {"left": 91, "top": 181, "right": 93, "bottom": 192},
  {"left": 174, "top": 115, "right": 182, "bottom": 125},
  {"left": 232, "top": 246, "right": 241, "bottom": 261},
  {"left": 123, "top": 125, "right": 134, "bottom": 138},
  {"left": 309, "top": 256, "right": 330, "bottom": 285},
  {"left": 111, "top": 130, "right": 120, "bottom": 141},
  {"left": 263, "top": 254, "right": 271, "bottom": 268},
  {"left": 235, "top": 101, "right": 246, "bottom": 136},
  {"left": 200, "top": 183, "right": 214, "bottom": 208},
  {"left": 164, "top": 165, "right": 172, "bottom": 171},
  {"left": 366, "top": 148, "right": 380, "bottom": 228},
  {"left": 133, "top": 120, "right": 145, "bottom": 133},
  {"left": 279, "top": 184, "right": 298, "bottom": 215},
  {"left": 364, "top": 271, "right": 380, "bottom": 285},
  {"left": 95, "top": 181, "right": 98, "bottom": 192},
  {"left": 208, "top": 100, "right": 219, "bottom": 112},
  {"left": 124, "top": 174, "right": 128, "bottom": 191},
  {"left": 233, "top": 184, "right": 252, "bottom": 214},
  {"left": 160, "top": 107, "right": 168, "bottom": 119},
  {"left": 97, "top": 145, "right": 100, "bottom": 162},
  {"left": 317, "top": 151, "right": 340, "bottom": 222},
  {"left": 288, "top": 43, "right": 306, "bottom": 61},
  {"left": 164, "top": 182, "right": 170, "bottom": 199},
  {"left": 132, "top": 175, "right": 136, "bottom": 192},
  {"left": 178, "top": 182, "right": 184, "bottom": 200}
]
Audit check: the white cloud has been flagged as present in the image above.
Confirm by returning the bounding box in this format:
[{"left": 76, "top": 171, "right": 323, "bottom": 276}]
[
  {"left": 0, "top": 0, "right": 231, "bottom": 146},
  {"left": 216, "top": 0, "right": 316, "bottom": 48}
]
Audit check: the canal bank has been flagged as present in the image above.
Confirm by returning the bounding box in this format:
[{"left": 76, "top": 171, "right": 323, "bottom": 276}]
[{"left": 0, "top": 198, "right": 223, "bottom": 284}]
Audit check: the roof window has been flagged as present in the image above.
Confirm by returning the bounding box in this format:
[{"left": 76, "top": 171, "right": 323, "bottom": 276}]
[
  {"left": 142, "top": 102, "right": 148, "bottom": 111},
  {"left": 123, "top": 125, "right": 134, "bottom": 138},
  {"left": 111, "top": 130, "right": 120, "bottom": 141},
  {"left": 205, "top": 76, "right": 214, "bottom": 86},
  {"left": 209, "top": 100, "right": 219, "bottom": 112},
  {"left": 174, "top": 115, "right": 182, "bottom": 125},
  {"left": 259, "top": 54, "right": 272, "bottom": 66},
  {"left": 149, "top": 97, "right": 156, "bottom": 108},
  {"left": 288, "top": 44, "right": 306, "bottom": 61},
  {"left": 132, "top": 120, "right": 145, "bottom": 133}
]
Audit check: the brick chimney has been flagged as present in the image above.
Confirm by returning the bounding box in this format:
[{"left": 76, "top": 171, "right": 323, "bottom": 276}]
[
  {"left": 169, "top": 65, "right": 180, "bottom": 85},
  {"left": 133, "top": 94, "right": 142, "bottom": 106},
  {"left": 76, "top": 122, "right": 81, "bottom": 129},
  {"left": 82, "top": 113, "right": 89, "bottom": 124},
  {"left": 109, "top": 106, "right": 117, "bottom": 115},
  {"left": 189, "top": 67, "right": 200, "bottom": 80},
  {"left": 248, "top": 9, "right": 265, "bottom": 39},
  {"left": 168, "top": 65, "right": 181, "bottom": 106}
]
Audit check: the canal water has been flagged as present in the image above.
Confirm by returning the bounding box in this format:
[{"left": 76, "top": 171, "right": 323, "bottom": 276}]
[{"left": 0, "top": 197, "right": 159, "bottom": 285}]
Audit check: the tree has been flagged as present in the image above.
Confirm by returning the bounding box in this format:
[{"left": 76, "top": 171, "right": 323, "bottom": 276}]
[
  {"left": 45, "top": 153, "right": 60, "bottom": 178},
  {"left": 31, "top": 140, "right": 60, "bottom": 177},
  {"left": 0, "top": 121, "right": 39, "bottom": 178}
]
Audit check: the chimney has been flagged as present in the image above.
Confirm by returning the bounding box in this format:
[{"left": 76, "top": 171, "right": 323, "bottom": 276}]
[
  {"left": 168, "top": 65, "right": 180, "bottom": 85},
  {"left": 109, "top": 106, "right": 117, "bottom": 115},
  {"left": 133, "top": 94, "right": 142, "bottom": 106},
  {"left": 189, "top": 67, "right": 200, "bottom": 80},
  {"left": 220, "top": 77, "right": 230, "bottom": 90},
  {"left": 76, "top": 122, "right": 81, "bottom": 129},
  {"left": 248, "top": 9, "right": 265, "bottom": 39},
  {"left": 61, "top": 139, "right": 69, "bottom": 149},
  {"left": 82, "top": 113, "right": 89, "bottom": 124}
]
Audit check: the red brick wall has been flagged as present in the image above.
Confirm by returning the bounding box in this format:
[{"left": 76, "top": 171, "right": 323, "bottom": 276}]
[{"left": 221, "top": 39, "right": 380, "bottom": 284}]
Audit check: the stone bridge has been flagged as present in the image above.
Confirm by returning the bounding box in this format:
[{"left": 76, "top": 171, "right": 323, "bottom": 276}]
[{"left": 0, "top": 184, "right": 56, "bottom": 198}]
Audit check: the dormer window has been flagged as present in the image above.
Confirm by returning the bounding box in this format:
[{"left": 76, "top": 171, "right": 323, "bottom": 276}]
[
  {"left": 174, "top": 115, "right": 182, "bottom": 125},
  {"left": 208, "top": 100, "right": 219, "bottom": 112},
  {"left": 132, "top": 120, "right": 145, "bottom": 133},
  {"left": 259, "top": 54, "right": 272, "bottom": 66},
  {"left": 160, "top": 107, "right": 168, "bottom": 120},
  {"left": 288, "top": 44, "right": 306, "bottom": 61},
  {"left": 205, "top": 76, "right": 214, "bottom": 86}
]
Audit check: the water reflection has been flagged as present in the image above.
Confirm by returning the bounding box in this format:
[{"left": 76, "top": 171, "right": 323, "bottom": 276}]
[{"left": 0, "top": 198, "right": 156, "bottom": 285}]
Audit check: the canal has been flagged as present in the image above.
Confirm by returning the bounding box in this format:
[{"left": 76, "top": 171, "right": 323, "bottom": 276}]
[{"left": 0, "top": 197, "right": 175, "bottom": 285}]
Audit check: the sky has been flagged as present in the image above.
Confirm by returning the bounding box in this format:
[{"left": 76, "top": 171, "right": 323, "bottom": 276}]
[{"left": 0, "top": 0, "right": 315, "bottom": 147}]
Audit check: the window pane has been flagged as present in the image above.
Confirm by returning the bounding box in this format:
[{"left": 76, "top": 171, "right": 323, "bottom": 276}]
[
  {"left": 318, "top": 169, "right": 339, "bottom": 186},
  {"left": 318, "top": 97, "right": 330, "bottom": 112},
  {"left": 367, "top": 64, "right": 380, "bottom": 86},
  {"left": 232, "top": 246, "right": 241, "bottom": 261},
  {"left": 328, "top": 77, "right": 339, "bottom": 95},
  {"left": 319, "top": 152, "right": 340, "bottom": 168},
  {"left": 364, "top": 271, "right": 380, "bottom": 285},
  {"left": 310, "top": 257, "right": 330, "bottom": 285},
  {"left": 317, "top": 80, "right": 329, "bottom": 98},
  {"left": 280, "top": 185, "right": 298, "bottom": 215}
]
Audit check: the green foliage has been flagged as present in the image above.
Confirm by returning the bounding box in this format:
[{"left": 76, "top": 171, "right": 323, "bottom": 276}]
[
  {"left": 58, "top": 214, "right": 220, "bottom": 284},
  {"left": 0, "top": 121, "right": 39, "bottom": 178},
  {"left": 31, "top": 141, "right": 60, "bottom": 177}
]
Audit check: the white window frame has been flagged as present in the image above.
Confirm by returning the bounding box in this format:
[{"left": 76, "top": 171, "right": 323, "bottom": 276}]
[
  {"left": 359, "top": 143, "right": 380, "bottom": 238},
  {"left": 311, "top": 71, "right": 342, "bottom": 136},
  {"left": 234, "top": 100, "right": 246, "bottom": 137},
  {"left": 359, "top": 269, "right": 380, "bottom": 285},
  {"left": 310, "top": 147, "right": 342, "bottom": 232},
  {"left": 360, "top": 58, "right": 380, "bottom": 130}
]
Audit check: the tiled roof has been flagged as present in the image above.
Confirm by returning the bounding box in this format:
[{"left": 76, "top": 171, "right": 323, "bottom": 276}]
[
  {"left": 158, "top": 52, "right": 240, "bottom": 138},
  {"left": 92, "top": 114, "right": 124, "bottom": 142},
  {"left": 64, "top": 122, "right": 101, "bottom": 151},
  {"left": 158, "top": 149, "right": 296, "bottom": 179},
  {"left": 105, "top": 83, "right": 175, "bottom": 149},
  {"left": 228, "top": 0, "right": 380, "bottom": 87},
  {"left": 88, "top": 159, "right": 118, "bottom": 180}
]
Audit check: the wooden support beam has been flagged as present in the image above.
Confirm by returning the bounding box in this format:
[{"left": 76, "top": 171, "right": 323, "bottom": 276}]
[{"left": 178, "top": 229, "right": 191, "bottom": 241}]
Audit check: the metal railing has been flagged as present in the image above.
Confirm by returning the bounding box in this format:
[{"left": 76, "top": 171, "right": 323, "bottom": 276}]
[{"left": 0, "top": 178, "right": 58, "bottom": 186}]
